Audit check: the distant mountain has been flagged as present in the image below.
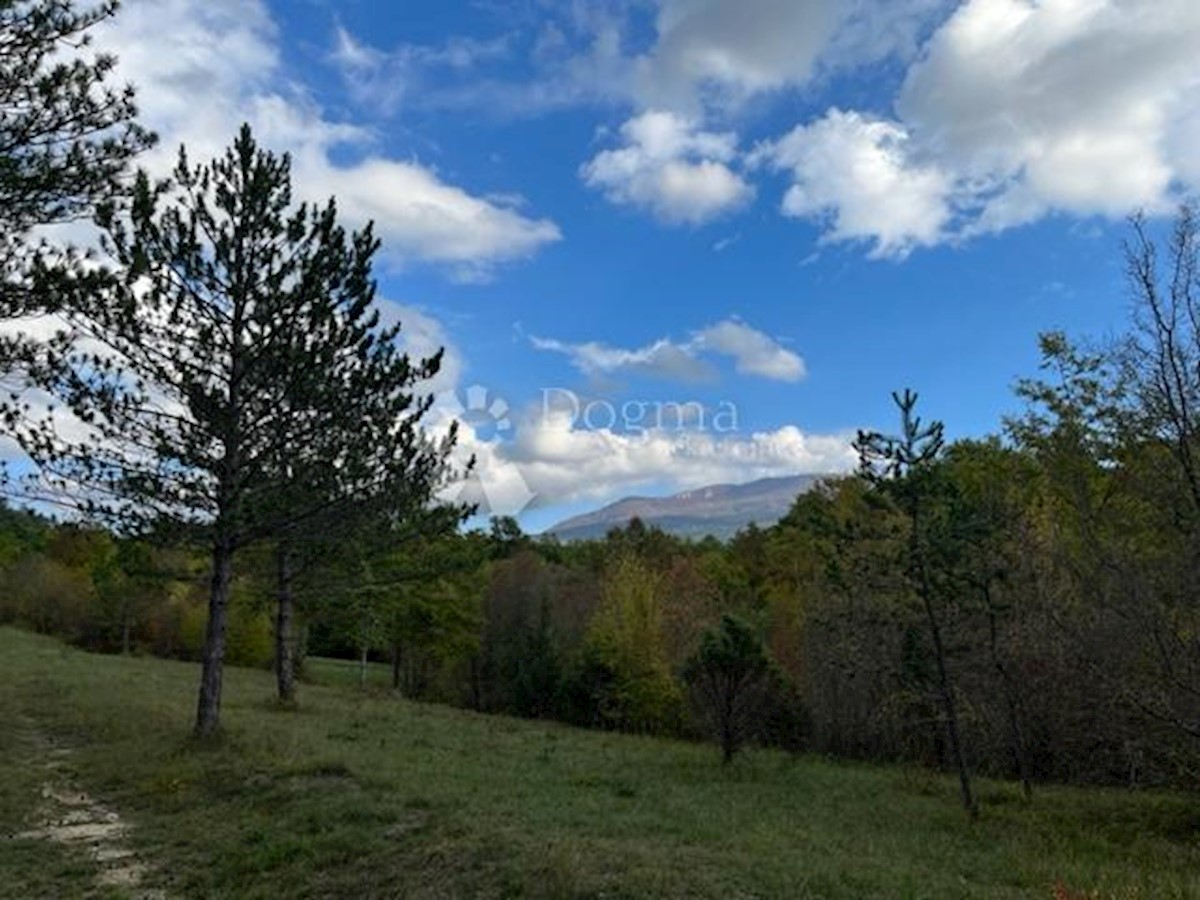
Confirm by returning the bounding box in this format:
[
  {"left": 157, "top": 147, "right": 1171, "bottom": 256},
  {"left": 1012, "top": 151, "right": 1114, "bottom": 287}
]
[{"left": 545, "top": 474, "right": 825, "bottom": 542}]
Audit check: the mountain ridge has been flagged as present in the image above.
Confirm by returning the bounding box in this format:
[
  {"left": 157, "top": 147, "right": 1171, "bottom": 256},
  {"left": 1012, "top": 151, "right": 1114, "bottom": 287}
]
[{"left": 545, "top": 474, "right": 825, "bottom": 541}]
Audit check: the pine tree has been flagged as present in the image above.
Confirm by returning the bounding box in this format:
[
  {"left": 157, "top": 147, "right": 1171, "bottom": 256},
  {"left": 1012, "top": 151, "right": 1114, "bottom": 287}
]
[
  {"left": 855, "top": 389, "right": 979, "bottom": 819},
  {"left": 3, "top": 125, "right": 461, "bottom": 737},
  {"left": 1, "top": 0, "right": 152, "bottom": 314}
]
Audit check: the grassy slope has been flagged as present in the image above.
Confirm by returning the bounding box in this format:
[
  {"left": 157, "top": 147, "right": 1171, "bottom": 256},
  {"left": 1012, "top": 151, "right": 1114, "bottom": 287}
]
[
  {"left": 302, "top": 655, "right": 394, "bottom": 691},
  {"left": 1, "top": 628, "right": 1197, "bottom": 900}
]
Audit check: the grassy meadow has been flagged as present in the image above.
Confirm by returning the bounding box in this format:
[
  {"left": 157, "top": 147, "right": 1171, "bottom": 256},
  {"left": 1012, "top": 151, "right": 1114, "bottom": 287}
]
[{"left": 1, "top": 626, "right": 1198, "bottom": 899}]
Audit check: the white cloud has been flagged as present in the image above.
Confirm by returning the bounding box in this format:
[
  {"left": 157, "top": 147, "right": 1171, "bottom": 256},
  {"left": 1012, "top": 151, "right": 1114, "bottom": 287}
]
[
  {"left": 692, "top": 319, "right": 806, "bottom": 381},
  {"left": 303, "top": 154, "right": 560, "bottom": 279},
  {"left": 629, "top": 0, "right": 949, "bottom": 112},
  {"left": 531, "top": 335, "right": 716, "bottom": 382},
  {"left": 404, "top": 317, "right": 830, "bottom": 516},
  {"left": 531, "top": 318, "right": 804, "bottom": 383},
  {"left": 584, "top": 0, "right": 1200, "bottom": 250},
  {"left": 438, "top": 406, "right": 855, "bottom": 515},
  {"left": 755, "top": 109, "right": 954, "bottom": 258},
  {"left": 330, "top": 25, "right": 515, "bottom": 113},
  {"left": 633, "top": 0, "right": 843, "bottom": 110},
  {"left": 581, "top": 110, "right": 754, "bottom": 224},
  {"left": 94, "top": 0, "right": 559, "bottom": 277},
  {"left": 328, "top": 0, "right": 949, "bottom": 120}
]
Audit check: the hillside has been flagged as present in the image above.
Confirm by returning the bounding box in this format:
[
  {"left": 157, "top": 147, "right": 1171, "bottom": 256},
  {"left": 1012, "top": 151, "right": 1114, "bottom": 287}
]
[
  {"left": 547, "top": 474, "right": 823, "bottom": 541},
  {"left": 3, "top": 627, "right": 1198, "bottom": 899}
]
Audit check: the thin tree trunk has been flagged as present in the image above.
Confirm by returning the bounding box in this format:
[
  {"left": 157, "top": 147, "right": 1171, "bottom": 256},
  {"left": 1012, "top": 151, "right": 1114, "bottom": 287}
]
[
  {"left": 120, "top": 603, "right": 131, "bottom": 656},
  {"left": 274, "top": 544, "right": 296, "bottom": 705},
  {"left": 721, "top": 673, "right": 737, "bottom": 763},
  {"left": 924, "top": 593, "right": 977, "bottom": 818},
  {"left": 912, "top": 509, "right": 978, "bottom": 819},
  {"left": 469, "top": 655, "right": 483, "bottom": 711},
  {"left": 391, "top": 642, "right": 402, "bottom": 691},
  {"left": 984, "top": 583, "right": 1032, "bottom": 799},
  {"left": 359, "top": 640, "right": 368, "bottom": 689},
  {"left": 195, "top": 541, "right": 234, "bottom": 738}
]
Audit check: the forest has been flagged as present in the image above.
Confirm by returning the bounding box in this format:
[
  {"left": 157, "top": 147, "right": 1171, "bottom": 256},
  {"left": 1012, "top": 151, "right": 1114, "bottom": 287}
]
[{"left": 3, "top": 0, "right": 1200, "bottom": 829}]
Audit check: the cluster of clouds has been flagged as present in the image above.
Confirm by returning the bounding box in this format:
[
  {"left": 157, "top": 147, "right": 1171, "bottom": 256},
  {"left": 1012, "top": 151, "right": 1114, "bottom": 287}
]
[
  {"left": 337, "top": 0, "right": 1200, "bottom": 256},
  {"left": 419, "top": 316, "right": 823, "bottom": 511},
  {"left": 69, "top": 0, "right": 1200, "bottom": 514},
  {"left": 504, "top": 414, "right": 856, "bottom": 509},
  {"left": 5, "top": 0, "right": 857, "bottom": 514},
  {"left": 435, "top": 395, "right": 856, "bottom": 515}
]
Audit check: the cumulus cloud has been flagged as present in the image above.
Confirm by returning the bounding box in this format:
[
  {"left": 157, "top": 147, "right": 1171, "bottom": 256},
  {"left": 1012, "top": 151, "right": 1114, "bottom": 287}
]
[
  {"left": 94, "top": 0, "right": 560, "bottom": 277},
  {"left": 754, "top": 109, "right": 954, "bottom": 258},
  {"left": 530, "top": 318, "right": 804, "bottom": 383},
  {"left": 436, "top": 404, "right": 855, "bottom": 514},
  {"left": 402, "top": 312, "right": 831, "bottom": 516},
  {"left": 530, "top": 335, "right": 716, "bottom": 383},
  {"left": 581, "top": 110, "right": 754, "bottom": 224},
  {"left": 632, "top": 0, "right": 843, "bottom": 110},
  {"left": 692, "top": 320, "right": 807, "bottom": 381},
  {"left": 631, "top": 0, "right": 945, "bottom": 109}
]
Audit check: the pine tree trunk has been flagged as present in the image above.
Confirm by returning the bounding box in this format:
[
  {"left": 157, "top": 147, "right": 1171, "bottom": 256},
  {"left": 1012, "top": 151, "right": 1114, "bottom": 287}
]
[
  {"left": 195, "top": 541, "right": 234, "bottom": 738},
  {"left": 912, "top": 507, "right": 977, "bottom": 819},
  {"left": 721, "top": 730, "right": 736, "bottom": 765},
  {"left": 923, "top": 591, "right": 977, "bottom": 818},
  {"left": 274, "top": 544, "right": 296, "bottom": 705}
]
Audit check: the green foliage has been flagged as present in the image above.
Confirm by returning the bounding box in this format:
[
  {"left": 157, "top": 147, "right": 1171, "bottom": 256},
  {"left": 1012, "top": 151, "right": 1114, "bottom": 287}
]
[{"left": 580, "top": 554, "right": 683, "bottom": 733}]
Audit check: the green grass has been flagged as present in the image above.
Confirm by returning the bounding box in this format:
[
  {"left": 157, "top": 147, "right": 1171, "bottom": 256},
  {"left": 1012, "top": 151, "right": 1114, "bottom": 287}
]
[
  {"left": 301, "top": 655, "right": 394, "bottom": 691},
  {"left": 1, "top": 627, "right": 1197, "bottom": 899}
]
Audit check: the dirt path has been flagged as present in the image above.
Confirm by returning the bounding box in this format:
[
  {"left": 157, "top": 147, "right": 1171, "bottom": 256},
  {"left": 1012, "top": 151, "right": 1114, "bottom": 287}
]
[{"left": 9, "top": 717, "right": 167, "bottom": 899}]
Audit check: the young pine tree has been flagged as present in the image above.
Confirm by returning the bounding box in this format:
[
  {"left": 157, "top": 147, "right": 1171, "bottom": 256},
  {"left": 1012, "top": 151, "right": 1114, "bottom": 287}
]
[{"left": 855, "top": 389, "right": 979, "bottom": 819}]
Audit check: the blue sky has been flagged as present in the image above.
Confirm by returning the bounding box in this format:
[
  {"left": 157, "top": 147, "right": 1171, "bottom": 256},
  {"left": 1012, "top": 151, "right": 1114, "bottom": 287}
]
[{"left": 36, "top": 0, "right": 1200, "bottom": 528}]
